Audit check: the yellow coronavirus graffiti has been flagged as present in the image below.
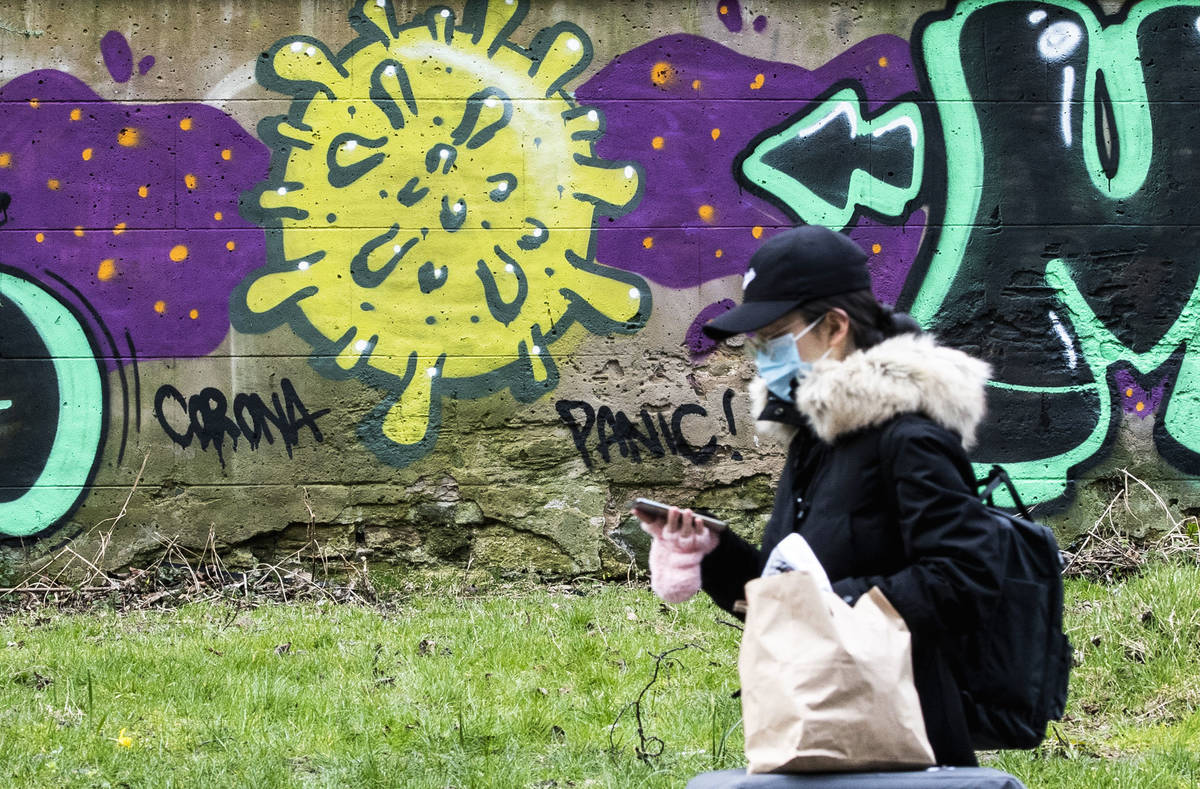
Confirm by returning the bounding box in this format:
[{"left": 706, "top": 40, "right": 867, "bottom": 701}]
[{"left": 234, "top": 0, "right": 650, "bottom": 465}]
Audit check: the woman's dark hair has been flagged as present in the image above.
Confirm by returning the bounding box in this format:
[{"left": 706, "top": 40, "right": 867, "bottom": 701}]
[{"left": 794, "top": 289, "right": 920, "bottom": 350}]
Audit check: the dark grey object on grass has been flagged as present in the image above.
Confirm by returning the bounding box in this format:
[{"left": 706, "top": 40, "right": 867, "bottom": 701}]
[{"left": 686, "top": 766, "right": 1027, "bottom": 789}]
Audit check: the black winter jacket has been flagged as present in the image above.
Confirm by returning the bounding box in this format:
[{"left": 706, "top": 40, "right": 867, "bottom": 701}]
[{"left": 700, "top": 333, "right": 1004, "bottom": 766}]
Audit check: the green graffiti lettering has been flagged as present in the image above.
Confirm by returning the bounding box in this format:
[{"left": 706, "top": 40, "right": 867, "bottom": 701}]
[
  {"left": 738, "top": 86, "right": 924, "bottom": 230},
  {"left": 0, "top": 269, "right": 104, "bottom": 537}
]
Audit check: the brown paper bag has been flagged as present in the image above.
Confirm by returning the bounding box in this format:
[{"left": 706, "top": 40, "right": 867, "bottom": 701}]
[{"left": 738, "top": 567, "right": 936, "bottom": 773}]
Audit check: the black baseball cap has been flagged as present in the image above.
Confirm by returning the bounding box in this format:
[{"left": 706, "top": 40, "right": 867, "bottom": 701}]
[{"left": 702, "top": 225, "right": 871, "bottom": 340}]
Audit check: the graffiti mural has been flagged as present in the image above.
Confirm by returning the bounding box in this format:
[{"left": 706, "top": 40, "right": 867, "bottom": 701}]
[
  {"left": 234, "top": 0, "right": 651, "bottom": 467},
  {"left": 0, "top": 67, "right": 268, "bottom": 364},
  {"left": 8, "top": 0, "right": 1200, "bottom": 560},
  {"left": 901, "top": 0, "right": 1200, "bottom": 506},
  {"left": 0, "top": 268, "right": 105, "bottom": 537},
  {"left": 0, "top": 32, "right": 268, "bottom": 537},
  {"left": 769, "top": 0, "right": 1200, "bottom": 507},
  {"left": 576, "top": 31, "right": 926, "bottom": 349},
  {"left": 578, "top": 0, "right": 1200, "bottom": 509}
]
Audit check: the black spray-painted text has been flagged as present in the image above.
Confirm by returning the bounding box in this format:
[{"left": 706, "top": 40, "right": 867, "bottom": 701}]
[
  {"left": 154, "top": 378, "right": 329, "bottom": 466},
  {"left": 555, "top": 388, "right": 739, "bottom": 468}
]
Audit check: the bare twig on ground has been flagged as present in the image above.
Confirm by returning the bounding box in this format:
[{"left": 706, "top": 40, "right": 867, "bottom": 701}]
[
  {"left": 609, "top": 643, "right": 703, "bottom": 765},
  {"left": 0, "top": 479, "right": 390, "bottom": 616},
  {"left": 1062, "top": 469, "right": 1200, "bottom": 582},
  {"left": 0, "top": 539, "right": 381, "bottom": 616},
  {"left": 715, "top": 618, "right": 744, "bottom": 633},
  {"left": 12, "top": 453, "right": 151, "bottom": 592},
  {"left": 93, "top": 452, "right": 151, "bottom": 532}
]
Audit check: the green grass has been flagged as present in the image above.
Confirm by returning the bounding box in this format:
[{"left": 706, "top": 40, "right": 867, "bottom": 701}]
[
  {"left": 990, "top": 561, "right": 1200, "bottom": 788},
  {"left": 0, "top": 579, "right": 745, "bottom": 787},
  {"left": 1, "top": 562, "right": 1199, "bottom": 787}
]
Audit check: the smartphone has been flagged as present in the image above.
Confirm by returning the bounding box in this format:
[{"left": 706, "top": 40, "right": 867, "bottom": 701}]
[{"left": 632, "top": 498, "right": 727, "bottom": 531}]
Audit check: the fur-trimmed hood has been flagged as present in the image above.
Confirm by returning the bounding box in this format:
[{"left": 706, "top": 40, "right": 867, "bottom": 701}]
[{"left": 750, "top": 333, "right": 991, "bottom": 450}]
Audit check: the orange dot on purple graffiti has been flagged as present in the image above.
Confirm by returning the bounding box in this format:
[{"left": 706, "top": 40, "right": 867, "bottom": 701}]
[
  {"left": 47, "top": 178, "right": 61, "bottom": 191},
  {"left": 97, "top": 259, "right": 116, "bottom": 281},
  {"left": 221, "top": 148, "right": 232, "bottom": 161},
  {"left": 651, "top": 135, "right": 664, "bottom": 150},
  {"left": 118, "top": 127, "right": 139, "bottom": 147},
  {"left": 692, "top": 79, "right": 702, "bottom": 91},
  {"left": 871, "top": 243, "right": 882, "bottom": 254},
  {"left": 73, "top": 226, "right": 84, "bottom": 237},
  {"left": 225, "top": 240, "right": 236, "bottom": 251},
  {"left": 81, "top": 148, "right": 93, "bottom": 161},
  {"left": 878, "top": 56, "right": 889, "bottom": 68},
  {"left": 113, "top": 222, "right": 127, "bottom": 235},
  {"left": 1136, "top": 401, "right": 1145, "bottom": 412},
  {"left": 0, "top": 152, "right": 11, "bottom": 168},
  {"left": 189, "top": 309, "right": 199, "bottom": 320},
  {"left": 711, "top": 128, "right": 721, "bottom": 141},
  {"left": 750, "top": 73, "right": 765, "bottom": 90},
  {"left": 184, "top": 173, "right": 198, "bottom": 190},
  {"left": 70, "top": 108, "right": 82, "bottom": 121},
  {"left": 719, "top": 4, "right": 728, "bottom": 12},
  {"left": 1125, "top": 388, "right": 1134, "bottom": 398},
  {"left": 34, "top": 233, "right": 44, "bottom": 243},
  {"left": 169, "top": 244, "right": 188, "bottom": 262},
  {"left": 179, "top": 117, "right": 193, "bottom": 131},
  {"left": 642, "top": 236, "right": 654, "bottom": 249},
  {"left": 650, "top": 61, "right": 676, "bottom": 86},
  {"left": 698, "top": 204, "right": 716, "bottom": 223},
  {"left": 137, "top": 185, "right": 149, "bottom": 198},
  {"left": 715, "top": 249, "right": 724, "bottom": 258},
  {"left": 752, "top": 226, "right": 763, "bottom": 239},
  {"left": 29, "top": 98, "right": 39, "bottom": 109},
  {"left": 214, "top": 211, "right": 223, "bottom": 221},
  {"left": 154, "top": 300, "right": 166, "bottom": 314}
]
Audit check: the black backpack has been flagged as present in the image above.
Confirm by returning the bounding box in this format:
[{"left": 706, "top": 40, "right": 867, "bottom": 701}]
[{"left": 953, "top": 466, "right": 1072, "bottom": 750}]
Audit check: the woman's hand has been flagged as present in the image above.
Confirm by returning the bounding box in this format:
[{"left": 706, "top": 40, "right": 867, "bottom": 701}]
[{"left": 633, "top": 506, "right": 720, "bottom": 604}]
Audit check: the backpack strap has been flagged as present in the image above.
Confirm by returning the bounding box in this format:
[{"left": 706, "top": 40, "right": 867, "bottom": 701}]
[{"left": 978, "top": 465, "right": 1033, "bottom": 521}]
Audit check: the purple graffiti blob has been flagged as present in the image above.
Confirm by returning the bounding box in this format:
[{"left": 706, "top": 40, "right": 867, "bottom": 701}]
[
  {"left": 848, "top": 211, "right": 925, "bottom": 307},
  {"left": 100, "top": 31, "right": 134, "bottom": 83},
  {"left": 753, "top": 15, "right": 767, "bottom": 33},
  {"left": 138, "top": 56, "right": 156, "bottom": 76},
  {"left": 578, "top": 34, "right": 918, "bottom": 294},
  {"left": 687, "top": 299, "right": 737, "bottom": 357},
  {"left": 718, "top": 0, "right": 743, "bottom": 32},
  {"left": 0, "top": 69, "right": 268, "bottom": 365},
  {"left": 1113, "top": 369, "right": 1167, "bottom": 420}
]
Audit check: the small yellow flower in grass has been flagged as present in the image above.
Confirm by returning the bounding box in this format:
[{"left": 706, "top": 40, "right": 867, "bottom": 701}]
[{"left": 116, "top": 728, "right": 133, "bottom": 748}]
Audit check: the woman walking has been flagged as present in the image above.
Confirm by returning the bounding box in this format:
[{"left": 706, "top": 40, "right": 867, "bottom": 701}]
[{"left": 637, "top": 225, "right": 1005, "bottom": 766}]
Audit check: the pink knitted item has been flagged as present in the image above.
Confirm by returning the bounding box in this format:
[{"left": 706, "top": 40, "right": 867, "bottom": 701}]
[{"left": 641, "top": 522, "right": 720, "bottom": 603}]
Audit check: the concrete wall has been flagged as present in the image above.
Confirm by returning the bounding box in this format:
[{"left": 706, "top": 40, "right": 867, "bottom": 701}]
[{"left": 1, "top": 0, "right": 1194, "bottom": 577}]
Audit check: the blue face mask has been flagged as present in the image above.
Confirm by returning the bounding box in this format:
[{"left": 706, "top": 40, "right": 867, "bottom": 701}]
[{"left": 753, "top": 315, "right": 825, "bottom": 402}]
